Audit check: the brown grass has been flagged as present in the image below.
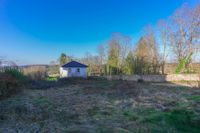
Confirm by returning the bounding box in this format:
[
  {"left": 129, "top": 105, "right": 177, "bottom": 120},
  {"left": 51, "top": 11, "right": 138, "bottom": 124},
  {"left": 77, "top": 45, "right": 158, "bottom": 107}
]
[{"left": 23, "top": 66, "right": 47, "bottom": 80}]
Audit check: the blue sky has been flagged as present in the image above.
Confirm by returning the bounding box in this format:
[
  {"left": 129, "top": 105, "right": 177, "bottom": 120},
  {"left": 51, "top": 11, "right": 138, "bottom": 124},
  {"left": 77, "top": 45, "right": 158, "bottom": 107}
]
[{"left": 0, "top": 0, "right": 198, "bottom": 65}]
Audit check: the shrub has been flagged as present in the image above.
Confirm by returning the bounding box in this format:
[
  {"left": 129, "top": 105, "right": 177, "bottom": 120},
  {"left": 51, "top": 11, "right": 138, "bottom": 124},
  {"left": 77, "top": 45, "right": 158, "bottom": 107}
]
[
  {"left": 0, "top": 73, "right": 19, "bottom": 99},
  {"left": 0, "top": 68, "right": 27, "bottom": 99},
  {"left": 4, "top": 68, "right": 26, "bottom": 83}
]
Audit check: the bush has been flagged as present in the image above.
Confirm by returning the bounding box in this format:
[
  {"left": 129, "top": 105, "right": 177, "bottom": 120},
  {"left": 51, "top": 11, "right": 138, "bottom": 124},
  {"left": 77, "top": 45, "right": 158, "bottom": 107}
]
[
  {"left": 0, "top": 73, "right": 18, "bottom": 99},
  {"left": 4, "top": 68, "right": 27, "bottom": 83},
  {"left": 0, "top": 69, "right": 27, "bottom": 99}
]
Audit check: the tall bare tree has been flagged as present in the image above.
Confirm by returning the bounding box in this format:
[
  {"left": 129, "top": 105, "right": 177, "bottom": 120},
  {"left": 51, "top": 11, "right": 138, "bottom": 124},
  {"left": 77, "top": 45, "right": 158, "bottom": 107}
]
[
  {"left": 97, "top": 44, "right": 106, "bottom": 75},
  {"left": 166, "top": 4, "right": 200, "bottom": 72},
  {"left": 157, "top": 20, "right": 170, "bottom": 74},
  {"left": 118, "top": 35, "right": 132, "bottom": 73},
  {"left": 81, "top": 52, "right": 101, "bottom": 76}
]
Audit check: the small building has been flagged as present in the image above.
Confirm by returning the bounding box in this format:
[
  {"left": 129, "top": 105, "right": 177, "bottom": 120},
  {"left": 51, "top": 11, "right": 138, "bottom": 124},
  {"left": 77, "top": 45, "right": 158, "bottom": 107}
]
[{"left": 60, "top": 61, "right": 88, "bottom": 78}]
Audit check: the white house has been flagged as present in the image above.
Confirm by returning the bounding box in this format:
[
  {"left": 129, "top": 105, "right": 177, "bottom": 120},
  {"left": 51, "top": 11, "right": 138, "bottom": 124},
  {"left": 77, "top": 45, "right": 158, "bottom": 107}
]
[{"left": 60, "top": 61, "right": 88, "bottom": 78}]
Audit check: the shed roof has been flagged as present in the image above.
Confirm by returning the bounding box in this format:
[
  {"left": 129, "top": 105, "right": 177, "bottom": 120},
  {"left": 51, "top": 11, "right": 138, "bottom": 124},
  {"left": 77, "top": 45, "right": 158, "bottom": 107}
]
[{"left": 62, "top": 61, "right": 88, "bottom": 68}]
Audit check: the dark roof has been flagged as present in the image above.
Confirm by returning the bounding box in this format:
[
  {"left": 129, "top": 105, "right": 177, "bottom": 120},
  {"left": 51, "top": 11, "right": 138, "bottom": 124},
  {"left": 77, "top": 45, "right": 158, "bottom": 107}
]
[{"left": 62, "top": 61, "right": 88, "bottom": 68}]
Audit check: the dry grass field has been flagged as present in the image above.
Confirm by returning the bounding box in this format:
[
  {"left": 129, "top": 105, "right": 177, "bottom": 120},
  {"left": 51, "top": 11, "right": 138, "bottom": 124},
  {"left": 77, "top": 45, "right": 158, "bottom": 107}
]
[{"left": 0, "top": 79, "right": 200, "bottom": 133}]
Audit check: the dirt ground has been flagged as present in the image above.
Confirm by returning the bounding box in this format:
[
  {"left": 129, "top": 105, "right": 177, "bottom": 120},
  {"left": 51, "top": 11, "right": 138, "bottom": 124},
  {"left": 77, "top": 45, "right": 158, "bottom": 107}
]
[{"left": 0, "top": 79, "right": 200, "bottom": 133}]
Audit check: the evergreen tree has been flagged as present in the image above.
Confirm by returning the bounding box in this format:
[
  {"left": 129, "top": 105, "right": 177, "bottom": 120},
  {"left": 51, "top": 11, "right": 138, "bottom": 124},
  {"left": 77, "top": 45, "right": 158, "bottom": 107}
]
[{"left": 59, "top": 53, "right": 70, "bottom": 66}]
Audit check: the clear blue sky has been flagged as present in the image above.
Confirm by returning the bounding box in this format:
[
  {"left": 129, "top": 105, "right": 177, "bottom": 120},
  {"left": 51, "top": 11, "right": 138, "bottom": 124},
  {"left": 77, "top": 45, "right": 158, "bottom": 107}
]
[{"left": 0, "top": 0, "right": 198, "bottom": 65}]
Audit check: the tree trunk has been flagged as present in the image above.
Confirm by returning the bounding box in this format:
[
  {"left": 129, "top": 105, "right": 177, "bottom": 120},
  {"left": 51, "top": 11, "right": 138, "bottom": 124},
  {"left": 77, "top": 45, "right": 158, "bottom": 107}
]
[{"left": 162, "top": 62, "right": 165, "bottom": 74}]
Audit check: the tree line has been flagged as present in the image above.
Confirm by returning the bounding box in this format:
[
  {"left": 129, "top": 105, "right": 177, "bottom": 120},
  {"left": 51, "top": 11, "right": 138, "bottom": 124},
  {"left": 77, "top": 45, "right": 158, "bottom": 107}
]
[{"left": 56, "top": 4, "right": 200, "bottom": 76}]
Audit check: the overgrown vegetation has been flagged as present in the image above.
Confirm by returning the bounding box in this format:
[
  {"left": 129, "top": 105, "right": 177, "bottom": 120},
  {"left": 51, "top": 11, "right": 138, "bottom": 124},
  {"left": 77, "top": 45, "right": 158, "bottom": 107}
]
[
  {"left": 0, "top": 66, "right": 50, "bottom": 99},
  {"left": 4, "top": 68, "right": 27, "bottom": 82},
  {"left": 176, "top": 52, "right": 193, "bottom": 74},
  {"left": 0, "top": 68, "right": 27, "bottom": 99},
  {"left": 0, "top": 79, "right": 200, "bottom": 132}
]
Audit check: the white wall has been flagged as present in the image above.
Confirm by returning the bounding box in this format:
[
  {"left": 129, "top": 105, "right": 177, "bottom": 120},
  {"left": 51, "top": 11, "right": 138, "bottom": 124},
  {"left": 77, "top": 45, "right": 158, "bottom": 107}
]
[{"left": 60, "top": 67, "right": 87, "bottom": 78}]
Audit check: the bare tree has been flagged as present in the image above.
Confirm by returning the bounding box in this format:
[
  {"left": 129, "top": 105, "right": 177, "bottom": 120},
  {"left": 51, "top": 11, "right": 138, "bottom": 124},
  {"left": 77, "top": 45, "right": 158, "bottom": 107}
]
[
  {"left": 119, "top": 35, "right": 132, "bottom": 73},
  {"left": 97, "top": 44, "right": 106, "bottom": 75},
  {"left": 167, "top": 4, "right": 200, "bottom": 72},
  {"left": 144, "top": 25, "right": 158, "bottom": 57},
  {"left": 189, "top": 4, "right": 200, "bottom": 62},
  {"left": 80, "top": 52, "right": 101, "bottom": 76},
  {"left": 97, "top": 44, "right": 105, "bottom": 64},
  {"left": 157, "top": 20, "right": 170, "bottom": 74}
]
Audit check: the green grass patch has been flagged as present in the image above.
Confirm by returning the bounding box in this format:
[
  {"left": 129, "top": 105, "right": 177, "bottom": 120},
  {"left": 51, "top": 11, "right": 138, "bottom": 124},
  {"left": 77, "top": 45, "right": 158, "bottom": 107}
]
[
  {"left": 45, "top": 76, "right": 57, "bottom": 81},
  {"left": 165, "top": 108, "right": 200, "bottom": 132},
  {"left": 123, "top": 110, "right": 138, "bottom": 121},
  {"left": 175, "top": 86, "right": 189, "bottom": 90},
  {"left": 122, "top": 107, "right": 200, "bottom": 132},
  {"left": 187, "top": 95, "right": 200, "bottom": 102}
]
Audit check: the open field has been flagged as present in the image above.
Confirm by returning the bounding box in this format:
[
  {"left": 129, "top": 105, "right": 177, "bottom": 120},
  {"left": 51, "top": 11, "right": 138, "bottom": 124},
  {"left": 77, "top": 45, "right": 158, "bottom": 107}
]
[{"left": 0, "top": 79, "right": 200, "bottom": 133}]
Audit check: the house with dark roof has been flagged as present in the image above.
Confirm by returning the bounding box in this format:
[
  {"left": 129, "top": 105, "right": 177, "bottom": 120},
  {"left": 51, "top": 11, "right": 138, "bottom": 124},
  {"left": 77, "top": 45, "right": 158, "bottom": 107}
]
[{"left": 60, "top": 61, "right": 88, "bottom": 78}]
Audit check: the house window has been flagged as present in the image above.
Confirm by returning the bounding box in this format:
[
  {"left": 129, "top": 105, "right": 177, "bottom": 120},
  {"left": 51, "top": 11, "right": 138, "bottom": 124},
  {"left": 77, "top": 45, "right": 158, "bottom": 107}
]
[
  {"left": 68, "top": 68, "right": 71, "bottom": 72},
  {"left": 77, "top": 68, "right": 80, "bottom": 73}
]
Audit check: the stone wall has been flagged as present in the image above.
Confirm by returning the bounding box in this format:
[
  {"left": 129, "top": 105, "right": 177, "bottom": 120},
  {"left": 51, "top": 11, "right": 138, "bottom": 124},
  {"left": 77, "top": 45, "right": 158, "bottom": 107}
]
[{"left": 105, "top": 74, "right": 200, "bottom": 82}]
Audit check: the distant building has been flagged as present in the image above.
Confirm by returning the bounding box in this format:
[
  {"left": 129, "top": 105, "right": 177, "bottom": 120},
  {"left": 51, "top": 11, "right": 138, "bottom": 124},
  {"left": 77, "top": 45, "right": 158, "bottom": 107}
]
[{"left": 60, "top": 61, "right": 88, "bottom": 78}]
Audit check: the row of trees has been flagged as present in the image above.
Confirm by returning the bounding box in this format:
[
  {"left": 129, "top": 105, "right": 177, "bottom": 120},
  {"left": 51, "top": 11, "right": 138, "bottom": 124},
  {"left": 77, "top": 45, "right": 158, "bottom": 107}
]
[
  {"left": 96, "top": 28, "right": 160, "bottom": 75},
  {"left": 54, "top": 4, "right": 199, "bottom": 76},
  {"left": 96, "top": 4, "right": 199, "bottom": 75}
]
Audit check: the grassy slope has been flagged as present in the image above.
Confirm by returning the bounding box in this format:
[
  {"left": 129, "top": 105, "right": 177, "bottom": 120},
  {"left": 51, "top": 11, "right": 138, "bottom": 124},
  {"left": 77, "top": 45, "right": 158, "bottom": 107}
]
[{"left": 0, "top": 80, "right": 200, "bottom": 133}]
